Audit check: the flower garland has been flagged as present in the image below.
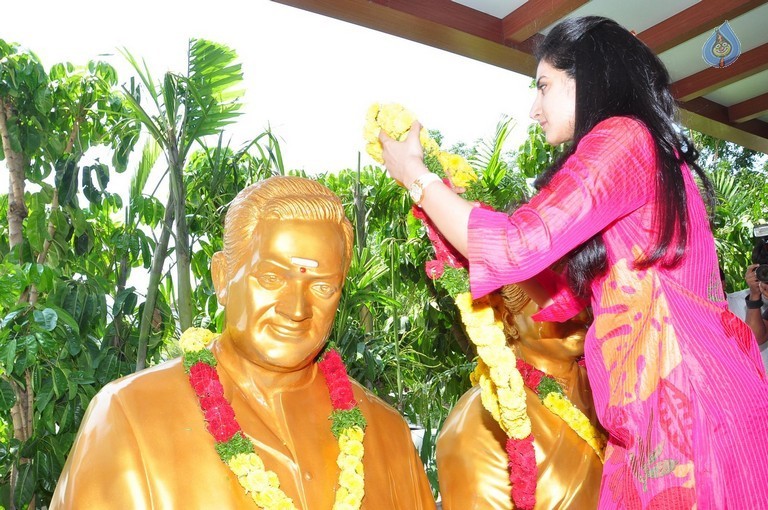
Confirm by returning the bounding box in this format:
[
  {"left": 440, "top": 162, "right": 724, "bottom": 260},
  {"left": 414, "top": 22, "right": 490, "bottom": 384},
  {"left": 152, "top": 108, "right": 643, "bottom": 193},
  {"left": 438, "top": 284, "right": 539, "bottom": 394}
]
[
  {"left": 179, "top": 328, "right": 367, "bottom": 510},
  {"left": 364, "top": 103, "right": 605, "bottom": 510},
  {"left": 515, "top": 357, "right": 606, "bottom": 460}
]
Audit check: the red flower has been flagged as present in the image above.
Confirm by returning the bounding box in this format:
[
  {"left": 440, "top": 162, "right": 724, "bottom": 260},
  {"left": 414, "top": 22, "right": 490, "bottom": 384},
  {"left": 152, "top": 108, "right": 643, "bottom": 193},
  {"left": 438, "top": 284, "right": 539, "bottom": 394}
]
[
  {"left": 506, "top": 436, "right": 537, "bottom": 510},
  {"left": 330, "top": 386, "right": 356, "bottom": 411},
  {"left": 319, "top": 349, "right": 358, "bottom": 411},
  {"left": 207, "top": 410, "right": 241, "bottom": 442},
  {"left": 425, "top": 260, "right": 445, "bottom": 280},
  {"left": 189, "top": 362, "right": 224, "bottom": 397},
  {"left": 516, "top": 359, "right": 544, "bottom": 392},
  {"left": 199, "top": 395, "right": 239, "bottom": 442}
]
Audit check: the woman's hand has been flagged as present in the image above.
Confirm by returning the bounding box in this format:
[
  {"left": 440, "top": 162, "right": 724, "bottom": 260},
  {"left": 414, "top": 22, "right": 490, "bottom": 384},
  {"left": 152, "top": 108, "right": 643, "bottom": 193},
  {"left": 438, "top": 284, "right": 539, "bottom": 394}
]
[{"left": 379, "top": 121, "right": 429, "bottom": 188}]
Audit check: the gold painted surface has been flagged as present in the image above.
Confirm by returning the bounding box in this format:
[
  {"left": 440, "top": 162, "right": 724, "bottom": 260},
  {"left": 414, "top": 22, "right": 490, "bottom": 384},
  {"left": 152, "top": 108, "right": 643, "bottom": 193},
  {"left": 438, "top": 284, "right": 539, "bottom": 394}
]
[
  {"left": 50, "top": 176, "right": 435, "bottom": 509},
  {"left": 437, "top": 287, "right": 603, "bottom": 510}
]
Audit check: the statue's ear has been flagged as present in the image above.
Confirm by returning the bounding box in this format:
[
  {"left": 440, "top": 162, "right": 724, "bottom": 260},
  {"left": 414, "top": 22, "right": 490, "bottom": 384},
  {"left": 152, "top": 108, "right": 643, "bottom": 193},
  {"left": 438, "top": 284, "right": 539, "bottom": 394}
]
[{"left": 211, "top": 252, "right": 228, "bottom": 306}]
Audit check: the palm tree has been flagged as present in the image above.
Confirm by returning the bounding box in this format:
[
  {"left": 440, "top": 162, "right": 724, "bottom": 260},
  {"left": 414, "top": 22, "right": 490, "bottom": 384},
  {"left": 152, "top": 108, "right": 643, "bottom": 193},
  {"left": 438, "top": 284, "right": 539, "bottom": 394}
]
[{"left": 121, "top": 38, "right": 244, "bottom": 369}]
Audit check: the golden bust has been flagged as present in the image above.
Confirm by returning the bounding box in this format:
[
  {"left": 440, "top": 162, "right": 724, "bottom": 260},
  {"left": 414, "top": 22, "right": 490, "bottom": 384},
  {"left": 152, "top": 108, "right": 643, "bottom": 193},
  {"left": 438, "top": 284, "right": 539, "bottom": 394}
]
[
  {"left": 436, "top": 283, "right": 603, "bottom": 509},
  {"left": 51, "top": 176, "right": 435, "bottom": 509}
]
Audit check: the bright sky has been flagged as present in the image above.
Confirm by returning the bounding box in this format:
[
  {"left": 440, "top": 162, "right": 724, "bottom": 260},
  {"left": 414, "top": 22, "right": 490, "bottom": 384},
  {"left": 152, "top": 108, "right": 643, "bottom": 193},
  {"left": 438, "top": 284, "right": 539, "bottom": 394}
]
[{"left": 2, "top": 0, "right": 535, "bottom": 187}]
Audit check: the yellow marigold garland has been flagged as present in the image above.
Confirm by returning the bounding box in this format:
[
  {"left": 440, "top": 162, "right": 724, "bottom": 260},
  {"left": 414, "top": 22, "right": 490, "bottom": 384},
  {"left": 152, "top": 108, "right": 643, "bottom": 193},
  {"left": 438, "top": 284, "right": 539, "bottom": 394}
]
[
  {"left": 458, "top": 293, "right": 531, "bottom": 439},
  {"left": 542, "top": 392, "right": 606, "bottom": 461}
]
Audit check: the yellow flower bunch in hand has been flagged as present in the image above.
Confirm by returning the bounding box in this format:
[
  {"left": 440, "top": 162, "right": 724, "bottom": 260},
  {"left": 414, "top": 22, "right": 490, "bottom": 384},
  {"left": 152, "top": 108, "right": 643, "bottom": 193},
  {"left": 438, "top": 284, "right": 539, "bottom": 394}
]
[
  {"left": 363, "top": 103, "right": 439, "bottom": 164},
  {"left": 437, "top": 151, "right": 478, "bottom": 188}
]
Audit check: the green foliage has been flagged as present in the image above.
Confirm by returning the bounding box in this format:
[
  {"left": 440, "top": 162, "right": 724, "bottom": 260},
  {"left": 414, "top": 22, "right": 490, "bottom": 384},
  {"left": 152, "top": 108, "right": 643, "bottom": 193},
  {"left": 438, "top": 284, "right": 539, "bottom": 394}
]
[
  {"left": 0, "top": 38, "right": 148, "bottom": 509},
  {"left": 329, "top": 409, "right": 367, "bottom": 438},
  {"left": 515, "top": 123, "right": 564, "bottom": 180},
  {"left": 690, "top": 129, "right": 768, "bottom": 292},
  {"left": 462, "top": 116, "right": 529, "bottom": 210},
  {"left": 215, "top": 432, "right": 253, "bottom": 462},
  {"left": 537, "top": 376, "right": 564, "bottom": 399},
  {"left": 439, "top": 267, "right": 469, "bottom": 298}
]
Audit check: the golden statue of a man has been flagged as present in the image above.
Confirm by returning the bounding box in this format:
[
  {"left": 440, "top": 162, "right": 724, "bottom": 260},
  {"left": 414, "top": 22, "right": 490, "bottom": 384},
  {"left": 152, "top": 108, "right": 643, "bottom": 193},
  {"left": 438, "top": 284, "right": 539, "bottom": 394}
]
[
  {"left": 436, "top": 283, "right": 604, "bottom": 509},
  {"left": 51, "top": 176, "right": 435, "bottom": 509}
]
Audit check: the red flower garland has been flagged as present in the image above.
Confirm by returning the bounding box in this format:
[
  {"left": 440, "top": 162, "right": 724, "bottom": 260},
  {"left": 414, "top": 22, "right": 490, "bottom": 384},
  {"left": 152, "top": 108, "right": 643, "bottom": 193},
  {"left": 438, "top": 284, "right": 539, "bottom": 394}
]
[
  {"left": 516, "top": 358, "right": 544, "bottom": 393},
  {"left": 506, "top": 436, "right": 537, "bottom": 510},
  {"left": 318, "top": 349, "right": 356, "bottom": 411}
]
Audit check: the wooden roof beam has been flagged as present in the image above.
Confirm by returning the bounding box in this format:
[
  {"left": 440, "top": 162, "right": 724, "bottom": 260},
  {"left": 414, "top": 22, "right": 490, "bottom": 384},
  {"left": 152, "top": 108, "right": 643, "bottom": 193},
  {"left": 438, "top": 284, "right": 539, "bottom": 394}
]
[
  {"left": 671, "top": 42, "right": 768, "bottom": 102},
  {"left": 501, "top": 0, "right": 588, "bottom": 44},
  {"left": 681, "top": 97, "right": 768, "bottom": 153},
  {"left": 637, "top": 0, "right": 768, "bottom": 54},
  {"left": 272, "top": 0, "right": 537, "bottom": 75},
  {"left": 368, "top": 0, "right": 504, "bottom": 43},
  {"left": 729, "top": 92, "right": 768, "bottom": 123}
]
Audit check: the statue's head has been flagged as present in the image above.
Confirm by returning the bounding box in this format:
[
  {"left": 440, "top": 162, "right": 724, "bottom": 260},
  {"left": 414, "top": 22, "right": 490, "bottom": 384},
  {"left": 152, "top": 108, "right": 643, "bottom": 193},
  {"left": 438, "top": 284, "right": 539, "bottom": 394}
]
[
  {"left": 212, "top": 176, "right": 354, "bottom": 372},
  {"left": 498, "top": 284, "right": 590, "bottom": 361}
]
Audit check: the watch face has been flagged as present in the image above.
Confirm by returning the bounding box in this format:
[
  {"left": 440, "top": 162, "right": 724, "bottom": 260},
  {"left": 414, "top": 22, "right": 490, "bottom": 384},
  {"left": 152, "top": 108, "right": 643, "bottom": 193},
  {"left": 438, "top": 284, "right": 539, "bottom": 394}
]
[{"left": 409, "top": 182, "right": 422, "bottom": 203}]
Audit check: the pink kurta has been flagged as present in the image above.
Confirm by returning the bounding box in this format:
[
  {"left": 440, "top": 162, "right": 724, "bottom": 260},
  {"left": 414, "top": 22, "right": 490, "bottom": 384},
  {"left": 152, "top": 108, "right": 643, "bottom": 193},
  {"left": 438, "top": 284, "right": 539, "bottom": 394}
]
[{"left": 467, "top": 116, "right": 768, "bottom": 509}]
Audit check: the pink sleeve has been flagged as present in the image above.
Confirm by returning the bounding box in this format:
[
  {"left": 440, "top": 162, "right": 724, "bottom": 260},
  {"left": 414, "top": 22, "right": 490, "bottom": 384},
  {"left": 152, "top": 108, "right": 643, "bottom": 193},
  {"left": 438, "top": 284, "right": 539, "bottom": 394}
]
[
  {"left": 530, "top": 268, "right": 589, "bottom": 322},
  {"left": 468, "top": 117, "right": 656, "bottom": 299}
]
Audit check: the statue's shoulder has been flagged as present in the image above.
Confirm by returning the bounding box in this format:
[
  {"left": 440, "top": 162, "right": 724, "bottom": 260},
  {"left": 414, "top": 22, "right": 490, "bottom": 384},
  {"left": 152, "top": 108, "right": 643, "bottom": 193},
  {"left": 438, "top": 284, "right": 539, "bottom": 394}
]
[
  {"left": 93, "top": 357, "right": 187, "bottom": 408},
  {"left": 348, "top": 378, "right": 408, "bottom": 425}
]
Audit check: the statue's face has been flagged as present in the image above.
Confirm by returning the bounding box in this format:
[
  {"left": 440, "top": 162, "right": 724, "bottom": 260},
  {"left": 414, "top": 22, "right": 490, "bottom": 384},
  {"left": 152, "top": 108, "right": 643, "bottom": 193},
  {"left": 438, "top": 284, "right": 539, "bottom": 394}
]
[
  {"left": 219, "top": 218, "right": 346, "bottom": 371},
  {"left": 512, "top": 299, "right": 590, "bottom": 361}
]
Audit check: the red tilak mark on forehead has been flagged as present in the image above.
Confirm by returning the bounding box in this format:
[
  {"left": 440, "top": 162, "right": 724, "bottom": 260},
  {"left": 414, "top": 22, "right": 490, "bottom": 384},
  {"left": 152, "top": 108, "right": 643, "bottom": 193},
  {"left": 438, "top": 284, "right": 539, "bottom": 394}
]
[{"left": 300, "top": 267, "right": 306, "bottom": 273}]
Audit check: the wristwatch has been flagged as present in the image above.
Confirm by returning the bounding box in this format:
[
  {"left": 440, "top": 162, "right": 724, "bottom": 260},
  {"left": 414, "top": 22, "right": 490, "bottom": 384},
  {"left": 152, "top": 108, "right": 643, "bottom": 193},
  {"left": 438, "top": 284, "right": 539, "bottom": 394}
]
[
  {"left": 408, "top": 173, "right": 442, "bottom": 205},
  {"left": 745, "top": 295, "right": 764, "bottom": 309}
]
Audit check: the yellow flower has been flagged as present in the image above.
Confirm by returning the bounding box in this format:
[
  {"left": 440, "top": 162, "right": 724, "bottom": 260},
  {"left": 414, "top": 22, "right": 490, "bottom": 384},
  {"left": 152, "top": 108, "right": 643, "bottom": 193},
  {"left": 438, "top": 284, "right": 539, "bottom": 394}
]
[
  {"left": 337, "top": 452, "right": 359, "bottom": 472},
  {"left": 339, "top": 438, "right": 364, "bottom": 458},
  {"left": 178, "top": 327, "right": 215, "bottom": 353},
  {"left": 228, "top": 452, "right": 265, "bottom": 477},
  {"left": 241, "top": 470, "right": 271, "bottom": 492},
  {"left": 339, "top": 470, "right": 365, "bottom": 492},
  {"left": 344, "top": 426, "right": 365, "bottom": 443},
  {"left": 437, "top": 151, "right": 478, "bottom": 188},
  {"left": 274, "top": 501, "right": 297, "bottom": 510},
  {"left": 254, "top": 487, "right": 293, "bottom": 508},
  {"left": 377, "top": 103, "right": 415, "bottom": 139},
  {"left": 421, "top": 131, "right": 440, "bottom": 156},
  {"left": 543, "top": 392, "right": 605, "bottom": 461},
  {"left": 363, "top": 102, "right": 439, "bottom": 165},
  {"left": 266, "top": 471, "right": 281, "bottom": 487}
]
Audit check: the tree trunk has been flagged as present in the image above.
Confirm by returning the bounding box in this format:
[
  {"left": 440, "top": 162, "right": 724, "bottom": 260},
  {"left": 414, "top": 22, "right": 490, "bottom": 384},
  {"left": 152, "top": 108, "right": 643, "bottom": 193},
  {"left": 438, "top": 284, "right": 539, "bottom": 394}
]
[
  {"left": 169, "top": 147, "right": 193, "bottom": 331},
  {"left": 30, "top": 118, "right": 80, "bottom": 306},
  {"left": 1, "top": 102, "right": 27, "bottom": 250},
  {"left": 1, "top": 97, "right": 34, "bottom": 510},
  {"left": 136, "top": 195, "right": 175, "bottom": 371},
  {"left": 112, "top": 252, "right": 131, "bottom": 348}
]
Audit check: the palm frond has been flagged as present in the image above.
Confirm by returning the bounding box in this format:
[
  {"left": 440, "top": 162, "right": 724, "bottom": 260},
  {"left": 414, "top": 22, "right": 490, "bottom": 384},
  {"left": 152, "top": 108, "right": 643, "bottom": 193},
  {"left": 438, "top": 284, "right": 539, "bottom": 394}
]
[{"left": 181, "top": 38, "right": 244, "bottom": 153}]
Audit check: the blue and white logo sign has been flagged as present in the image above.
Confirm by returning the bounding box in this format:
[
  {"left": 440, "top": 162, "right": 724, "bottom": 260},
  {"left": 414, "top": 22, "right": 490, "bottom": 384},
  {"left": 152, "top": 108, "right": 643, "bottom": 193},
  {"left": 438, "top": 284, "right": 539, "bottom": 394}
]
[{"left": 702, "top": 21, "right": 741, "bottom": 68}]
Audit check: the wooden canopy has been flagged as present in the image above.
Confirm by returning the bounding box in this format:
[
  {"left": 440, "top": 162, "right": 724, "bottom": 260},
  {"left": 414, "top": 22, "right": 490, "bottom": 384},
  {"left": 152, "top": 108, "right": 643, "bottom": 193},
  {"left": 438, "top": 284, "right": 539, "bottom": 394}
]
[{"left": 273, "top": 0, "right": 768, "bottom": 154}]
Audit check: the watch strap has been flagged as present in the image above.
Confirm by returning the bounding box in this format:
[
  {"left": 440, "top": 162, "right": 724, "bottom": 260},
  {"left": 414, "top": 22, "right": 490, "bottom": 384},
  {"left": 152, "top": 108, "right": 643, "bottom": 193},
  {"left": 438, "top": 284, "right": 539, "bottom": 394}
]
[
  {"left": 410, "top": 173, "right": 442, "bottom": 204},
  {"left": 745, "top": 295, "right": 764, "bottom": 309}
]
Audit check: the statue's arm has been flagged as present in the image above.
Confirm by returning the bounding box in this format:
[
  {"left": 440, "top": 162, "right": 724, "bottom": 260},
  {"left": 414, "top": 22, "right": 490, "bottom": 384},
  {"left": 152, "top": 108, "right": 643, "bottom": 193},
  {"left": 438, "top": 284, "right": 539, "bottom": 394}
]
[
  {"left": 436, "top": 392, "right": 513, "bottom": 510},
  {"left": 49, "top": 388, "right": 152, "bottom": 509}
]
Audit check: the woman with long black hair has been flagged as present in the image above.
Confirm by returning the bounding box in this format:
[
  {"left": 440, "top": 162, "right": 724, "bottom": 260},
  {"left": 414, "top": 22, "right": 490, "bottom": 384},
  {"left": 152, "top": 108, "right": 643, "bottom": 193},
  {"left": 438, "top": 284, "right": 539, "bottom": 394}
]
[{"left": 380, "top": 16, "right": 768, "bottom": 509}]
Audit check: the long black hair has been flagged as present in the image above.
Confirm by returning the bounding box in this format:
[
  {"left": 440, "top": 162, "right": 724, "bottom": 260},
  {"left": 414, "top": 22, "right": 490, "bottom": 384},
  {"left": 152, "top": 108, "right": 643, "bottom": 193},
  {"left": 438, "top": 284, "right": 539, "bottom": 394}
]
[{"left": 534, "top": 16, "right": 713, "bottom": 297}]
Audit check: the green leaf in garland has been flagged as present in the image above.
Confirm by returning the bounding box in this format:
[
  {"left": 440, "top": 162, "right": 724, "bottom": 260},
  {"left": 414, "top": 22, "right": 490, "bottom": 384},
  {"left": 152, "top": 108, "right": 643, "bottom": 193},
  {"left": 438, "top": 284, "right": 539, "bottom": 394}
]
[
  {"left": 438, "top": 267, "right": 470, "bottom": 298},
  {"left": 537, "top": 376, "right": 565, "bottom": 399},
  {"left": 183, "top": 349, "right": 218, "bottom": 373},
  {"left": 215, "top": 431, "right": 254, "bottom": 462},
  {"left": 329, "top": 408, "right": 367, "bottom": 438}
]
